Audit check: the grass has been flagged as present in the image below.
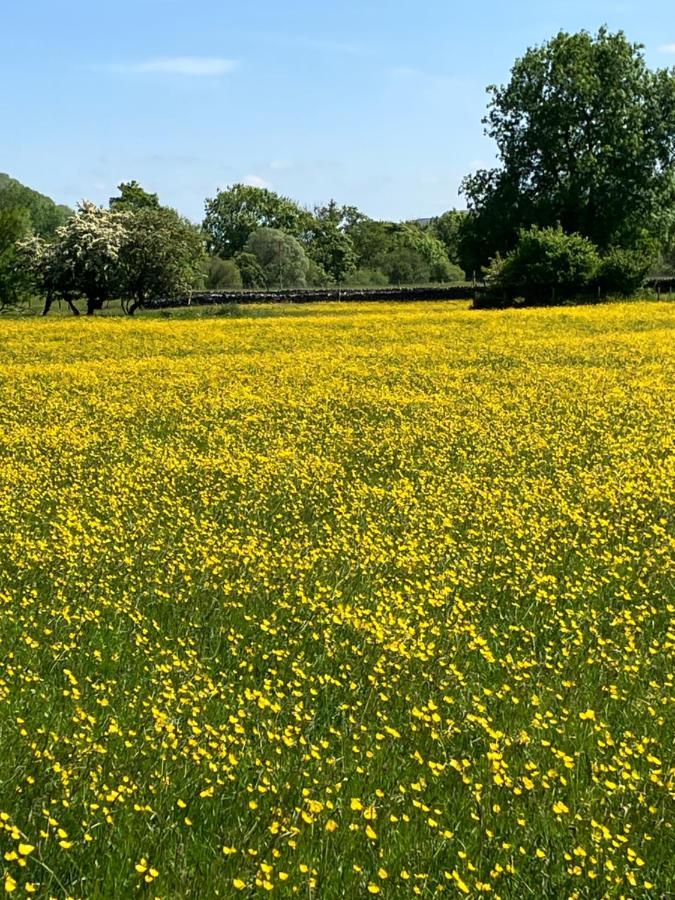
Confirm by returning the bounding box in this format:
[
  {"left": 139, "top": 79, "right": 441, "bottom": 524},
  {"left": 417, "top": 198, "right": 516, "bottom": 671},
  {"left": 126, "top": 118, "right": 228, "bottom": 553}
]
[{"left": 0, "top": 301, "right": 672, "bottom": 898}]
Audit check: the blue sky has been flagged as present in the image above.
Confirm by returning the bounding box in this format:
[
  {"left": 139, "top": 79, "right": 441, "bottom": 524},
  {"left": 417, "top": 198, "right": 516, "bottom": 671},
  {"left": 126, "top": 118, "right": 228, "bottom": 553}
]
[{"left": 2, "top": 0, "right": 674, "bottom": 222}]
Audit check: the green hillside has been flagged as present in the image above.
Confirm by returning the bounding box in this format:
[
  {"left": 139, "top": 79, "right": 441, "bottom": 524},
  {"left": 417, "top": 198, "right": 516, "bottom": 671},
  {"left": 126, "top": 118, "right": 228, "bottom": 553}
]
[{"left": 0, "top": 172, "right": 71, "bottom": 237}]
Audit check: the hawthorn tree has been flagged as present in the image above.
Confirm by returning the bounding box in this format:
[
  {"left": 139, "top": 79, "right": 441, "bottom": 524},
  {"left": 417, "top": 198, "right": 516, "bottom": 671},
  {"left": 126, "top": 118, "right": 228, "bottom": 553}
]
[{"left": 18, "top": 202, "right": 127, "bottom": 315}]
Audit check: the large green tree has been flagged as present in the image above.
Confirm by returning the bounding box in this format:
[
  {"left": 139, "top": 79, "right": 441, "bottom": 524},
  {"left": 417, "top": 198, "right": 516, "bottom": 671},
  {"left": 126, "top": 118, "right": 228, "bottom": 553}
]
[
  {"left": 349, "top": 220, "right": 461, "bottom": 284},
  {"left": 117, "top": 207, "right": 205, "bottom": 315},
  {"left": 460, "top": 28, "right": 675, "bottom": 273},
  {"left": 203, "top": 184, "right": 312, "bottom": 257},
  {"left": 308, "top": 221, "right": 356, "bottom": 286}
]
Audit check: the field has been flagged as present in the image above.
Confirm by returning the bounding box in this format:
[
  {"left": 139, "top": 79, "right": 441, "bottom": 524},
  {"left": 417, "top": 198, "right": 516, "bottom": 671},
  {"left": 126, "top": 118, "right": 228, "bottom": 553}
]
[{"left": 0, "top": 301, "right": 672, "bottom": 899}]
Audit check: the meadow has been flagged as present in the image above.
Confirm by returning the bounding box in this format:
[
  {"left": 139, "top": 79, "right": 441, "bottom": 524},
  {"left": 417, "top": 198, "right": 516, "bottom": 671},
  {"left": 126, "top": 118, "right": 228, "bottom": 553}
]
[{"left": 0, "top": 300, "right": 672, "bottom": 898}]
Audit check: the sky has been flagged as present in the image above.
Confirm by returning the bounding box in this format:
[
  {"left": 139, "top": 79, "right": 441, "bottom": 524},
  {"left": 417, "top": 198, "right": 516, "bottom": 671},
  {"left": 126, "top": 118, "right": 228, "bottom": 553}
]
[{"left": 2, "top": 0, "right": 674, "bottom": 223}]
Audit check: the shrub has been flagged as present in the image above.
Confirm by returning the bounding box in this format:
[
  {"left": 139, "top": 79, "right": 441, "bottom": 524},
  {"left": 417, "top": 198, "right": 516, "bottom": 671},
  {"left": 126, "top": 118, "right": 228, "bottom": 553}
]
[
  {"left": 489, "top": 226, "right": 600, "bottom": 302},
  {"left": 430, "top": 258, "right": 466, "bottom": 283},
  {"left": 598, "top": 247, "right": 654, "bottom": 296},
  {"left": 205, "top": 256, "right": 243, "bottom": 290},
  {"left": 305, "top": 259, "right": 331, "bottom": 287},
  {"left": 233, "top": 252, "right": 266, "bottom": 289},
  {"left": 346, "top": 268, "right": 389, "bottom": 287}
]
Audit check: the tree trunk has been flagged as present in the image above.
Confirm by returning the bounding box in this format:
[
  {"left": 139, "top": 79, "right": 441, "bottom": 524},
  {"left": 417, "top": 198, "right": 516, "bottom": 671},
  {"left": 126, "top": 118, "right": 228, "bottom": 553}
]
[
  {"left": 42, "top": 293, "right": 53, "bottom": 316},
  {"left": 86, "top": 295, "right": 101, "bottom": 316}
]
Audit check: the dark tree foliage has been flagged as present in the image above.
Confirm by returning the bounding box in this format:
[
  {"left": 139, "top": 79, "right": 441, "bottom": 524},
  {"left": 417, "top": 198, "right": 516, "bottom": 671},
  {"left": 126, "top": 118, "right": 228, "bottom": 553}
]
[
  {"left": 307, "top": 221, "right": 356, "bottom": 285},
  {"left": 460, "top": 29, "right": 675, "bottom": 273},
  {"left": 234, "top": 252, "right": 266, "bottom": 289},
  {"left": 110, "top": 181, "right": 160, "bottom": 212},
  {"left": 244, "top": 228, "right": 310, "bottom": 289}
]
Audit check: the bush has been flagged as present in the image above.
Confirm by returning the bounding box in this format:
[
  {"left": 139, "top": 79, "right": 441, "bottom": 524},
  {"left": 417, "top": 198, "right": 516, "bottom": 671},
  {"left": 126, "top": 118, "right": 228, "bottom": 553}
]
[
  {"left": 233, "top": 252, "right": 266, "bottom": 289},
  {"left": 598, "top": 247, "right": 653, "bottom": 296},
  {"left": 346, "top": 268, "right": 389, "bottom": 287},
  {"left": 488, "top": 226, "right": 600, "bottom": 302},
  {"left": 305, "top": 259, "right": 331, "bottom": 287},
  {"left": 205, "top": 256, "right": 242, "bottom": 290},
  {"left": 430, "top": 258, "right": 466, "bottom": 283}
]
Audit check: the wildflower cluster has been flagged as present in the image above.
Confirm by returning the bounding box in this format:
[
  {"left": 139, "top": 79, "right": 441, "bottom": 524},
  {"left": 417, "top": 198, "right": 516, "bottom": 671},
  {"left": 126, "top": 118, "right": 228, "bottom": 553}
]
[{"left": 0, "top": 301, "right": 672, "bottom": 897}]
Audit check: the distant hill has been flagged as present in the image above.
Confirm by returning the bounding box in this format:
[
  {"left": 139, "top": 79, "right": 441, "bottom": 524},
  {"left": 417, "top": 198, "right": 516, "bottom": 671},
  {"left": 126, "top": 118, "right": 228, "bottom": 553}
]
[{"left": 0, "top": 173, "right": 72, "bottom": 237}]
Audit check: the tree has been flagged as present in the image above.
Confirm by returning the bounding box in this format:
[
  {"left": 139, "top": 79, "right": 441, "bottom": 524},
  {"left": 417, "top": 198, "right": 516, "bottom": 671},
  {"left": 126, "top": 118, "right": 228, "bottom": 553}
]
[
  {"left": 598, "top": 247, "right": 654, "bottom": 296},
  {"left": 348, "top": 219, "right": 393, "bottom": 274},
  {"left": 314, "top": 200, "right": 367, "bottom": 230},
  {"left": 17, "top": 235, "right": 81, "bottom": 316},
  {"left": 244, "top": 228, "right": 309, "bottom": 289},
  {"left": 58, "top": 202, "right": 127, "bottom": 314},
  {"left": 204, "top": 256, "right": 243, "bottom": 290},
  {"left": 18, "top": 202, "right": 126, "bottom": 315},
  {"left": 0, "top": 208, "right": 31, "bottom": 308},
  {"left": 308, "top": 222, "right": 356, "bottom": 287},
  {"left": 382, "top": 243, "right": 430, "bottom": 285},
  {"left": 110, "top": 180, "right": 160, "bottom": 212},
  {"left": 346, "top": 268, "right": 389, "bottom": 287},
  {"left": 486, "top": 226, "right": 601, "bottom": 302},
  {"left": 660, "top": 243, "right": 675, "bottom": 275},
  {"left": 428, "top": 210, "right": 467, "bottom": 268},
  {"left": 117, "top": 207, "right": 205, "bottom": 314},
  {"left": 233, "top": 252, "right": 266, "bottom": 289},
  {"left": 347, "top": 219, "right": 459, "bottom": 285},
  {"left": 203, "top": 184, "right": 313, "bottom": 257},
  {"left": 460, "top": 29, "right": 675, "bottom": 273},
  {"left": 305, "top": 258, "right": 330, "bottom": 287}
]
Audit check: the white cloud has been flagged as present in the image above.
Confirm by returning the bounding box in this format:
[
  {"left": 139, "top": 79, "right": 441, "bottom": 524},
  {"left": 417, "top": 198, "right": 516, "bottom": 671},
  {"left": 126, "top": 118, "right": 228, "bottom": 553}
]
[
  {"left": 658, "top": 43, "right": 675, "bottom": 54},
  {"left": 242, "top": 175, "right": 272, "bottom": 189},
  {"left": 119, "top": 57, "right": 238, "bottom": 76},
  {"left": 388, "top": 66, "right": 462, "bottom": 90}
]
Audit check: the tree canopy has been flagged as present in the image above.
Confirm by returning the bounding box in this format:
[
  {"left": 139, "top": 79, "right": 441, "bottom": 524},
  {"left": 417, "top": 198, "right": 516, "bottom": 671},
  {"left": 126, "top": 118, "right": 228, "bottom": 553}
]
[
  {"left": 459, "top": 28, "right": 675, "bottom": 274},
  {"left": 244, "top": 228, "right": 310, "bottom": 289},
  {"left": 110, "top": 181, "right": 161, "bottom": 212},
  {"left": 203, "top": 184, "right": 313, "bottom": 258}
]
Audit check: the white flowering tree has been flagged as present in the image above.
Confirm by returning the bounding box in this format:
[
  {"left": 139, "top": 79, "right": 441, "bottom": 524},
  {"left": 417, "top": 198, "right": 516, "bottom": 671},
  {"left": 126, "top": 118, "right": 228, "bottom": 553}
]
[
  {"left": 56, "top": 201, "right": 127, "bottom": 315},
  {"left": 19, "top": 197, "right": 205, "bottom": 315},
  {"left": 18, "top": 201, "right": 126, "bottom": 315}
]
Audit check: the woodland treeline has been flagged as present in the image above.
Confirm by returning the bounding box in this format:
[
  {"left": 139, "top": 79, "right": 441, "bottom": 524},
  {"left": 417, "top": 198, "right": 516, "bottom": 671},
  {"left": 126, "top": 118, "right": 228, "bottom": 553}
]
[{"left": 1, "top": 27, "right": 675, "bottom": 313}]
